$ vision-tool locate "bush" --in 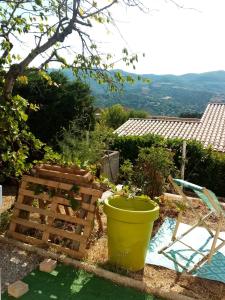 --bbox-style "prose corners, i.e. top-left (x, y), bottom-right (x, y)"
top-left (119, 159), bottom-right (134, 184)
top-left (0, 210), bottom-right (12, 233)
top-left (101, 104), bottom-right (148, 129)
top-left (112, 134), bottom-right (225, 197)
top-left (58, 121), bottom-right (115, 168)
top-left (14, 70), bottom-right (95, 146)
top-left (132, 147), bottom-right (176, 198)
